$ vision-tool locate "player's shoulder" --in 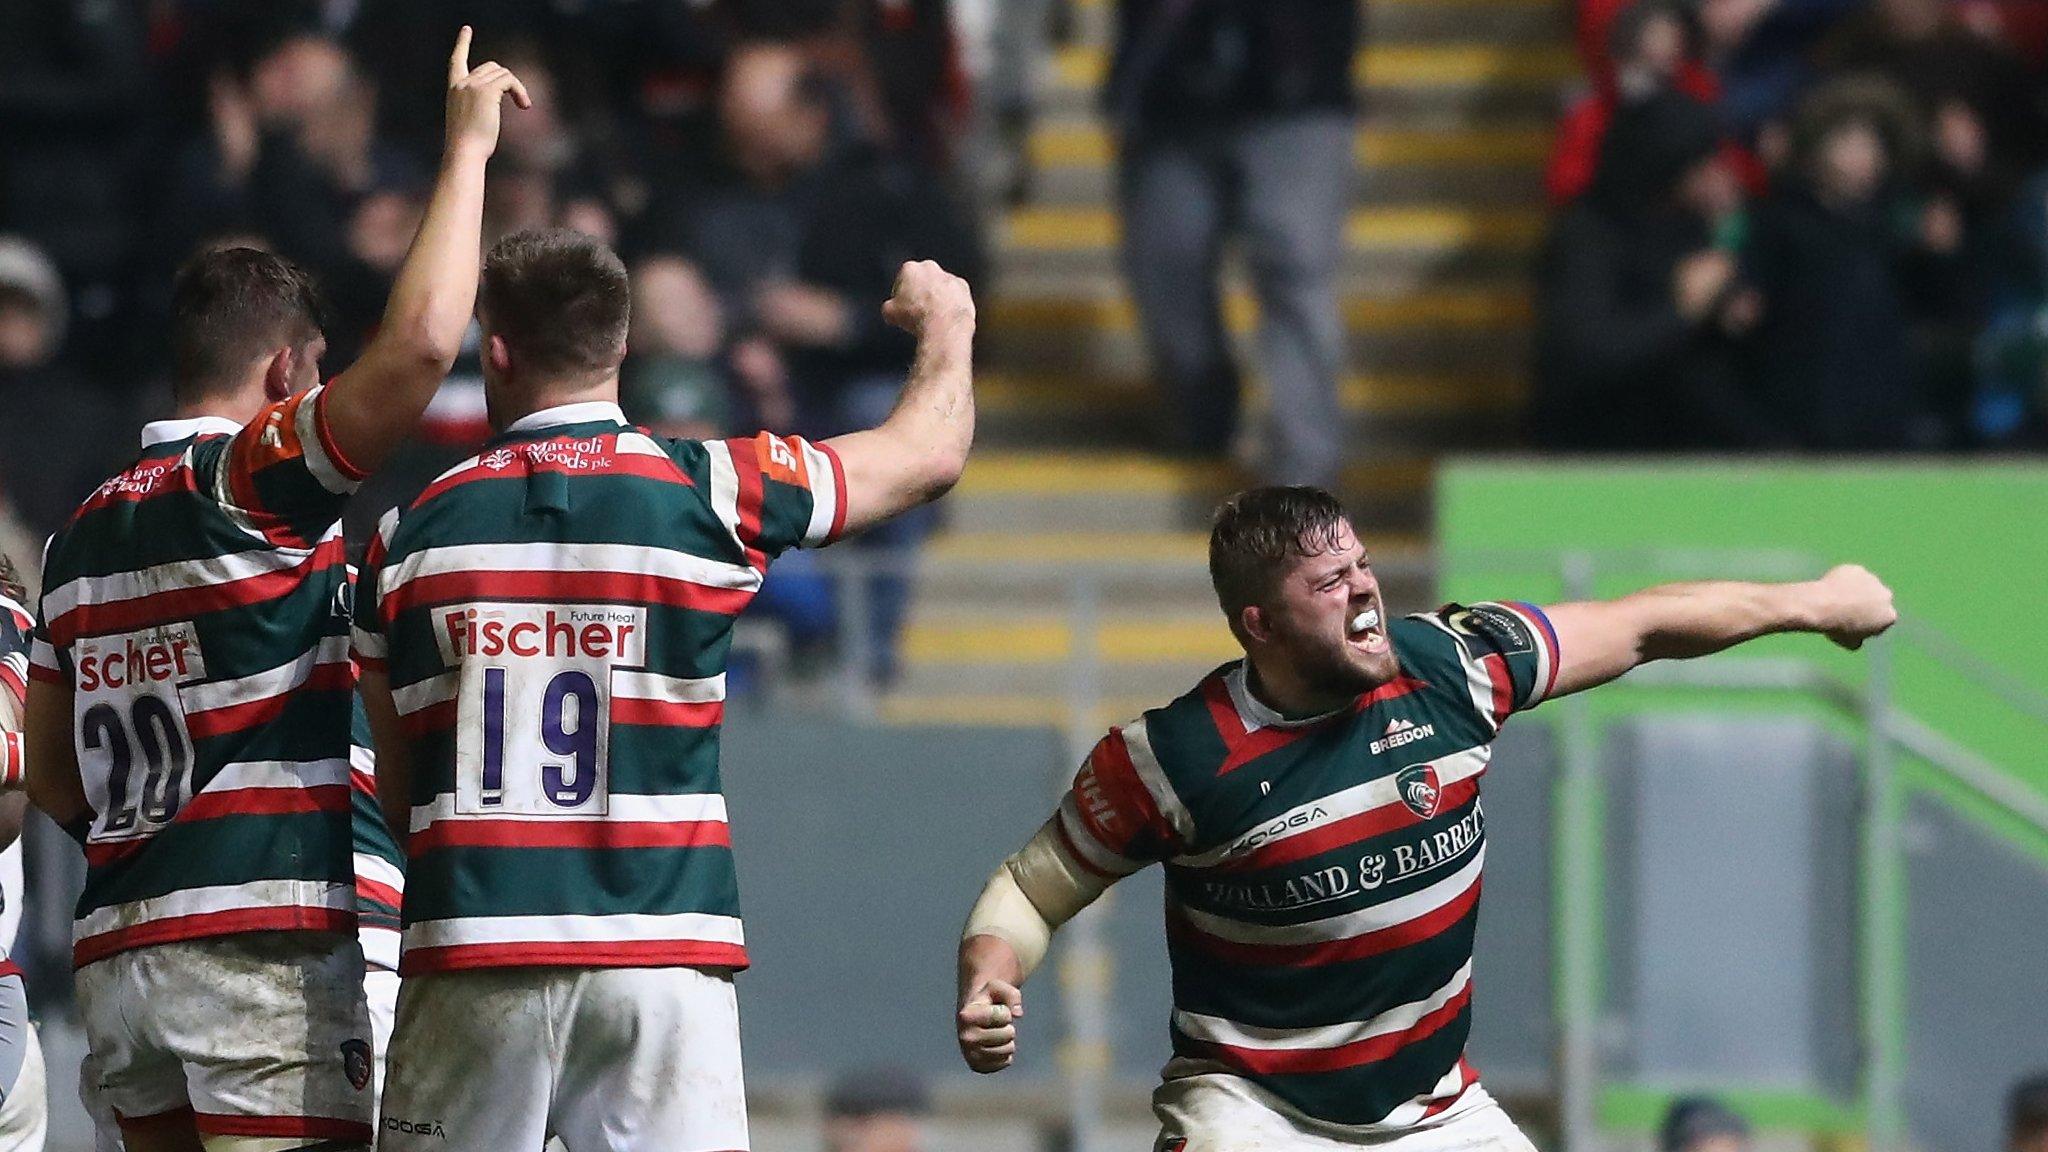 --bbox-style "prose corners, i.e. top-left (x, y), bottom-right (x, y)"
top-left (1099, 663), bottom-right (1241, 786)
top-left (1393, 601), bottom-right (1544, 667)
